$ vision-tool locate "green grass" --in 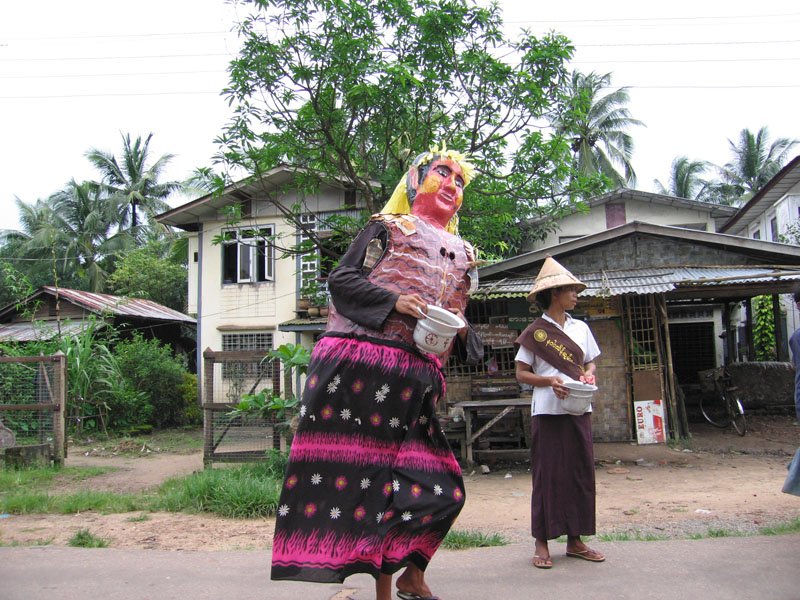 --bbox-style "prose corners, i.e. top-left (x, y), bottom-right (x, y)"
top-left (0, 465), bottom-right (112, 493)
top-left (758, 518), bottom-right (800, 536)
top-left (442, 529), bottom-right (507, 550)
top-left (0, 537), bottom-right (55, 547)
top-left (68, 529), bottom-right (108, 548)
top-left (0, 451), bottom-right (287, 518)
top-left (153, 463), bottom-right (282, 518)
top-left (1, 489), bottom-right (145, 515)
top-left (126, 513), bottom-right (151, 522)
